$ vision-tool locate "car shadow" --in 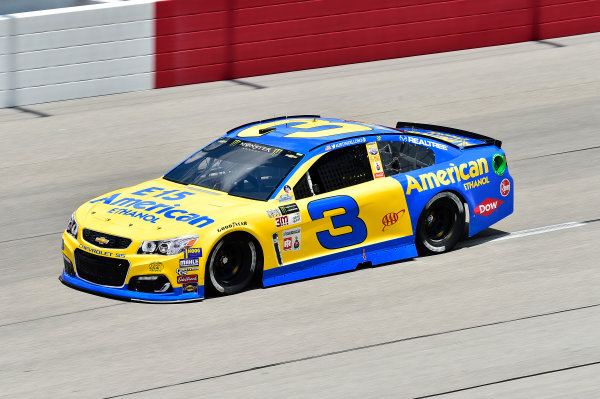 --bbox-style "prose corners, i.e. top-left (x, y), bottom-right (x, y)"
top-left (456, 227), bottom-right (510, 249)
